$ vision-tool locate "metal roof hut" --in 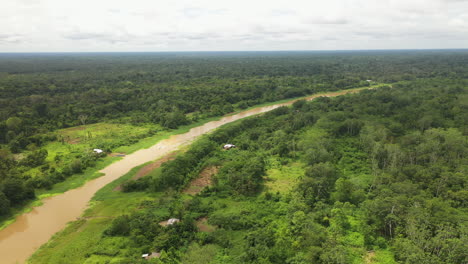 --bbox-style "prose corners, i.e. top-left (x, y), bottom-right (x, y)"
top-left (167, 218), bottom-right (180, 225)
top-left (223, 144), bottom-right (236, 150)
